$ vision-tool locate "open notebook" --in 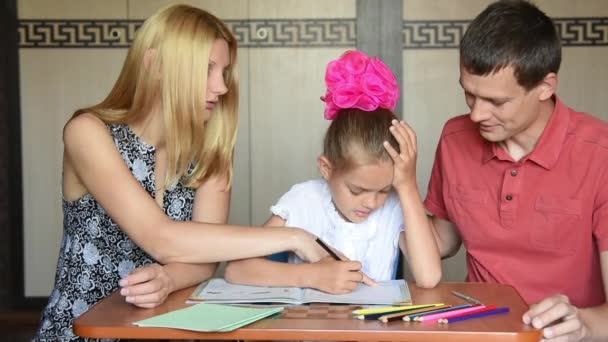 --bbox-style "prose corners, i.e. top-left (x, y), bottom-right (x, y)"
top-left (133, 303), bottom-right (284, 332)
top-left (188, 278), bottom-right (410, 305)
